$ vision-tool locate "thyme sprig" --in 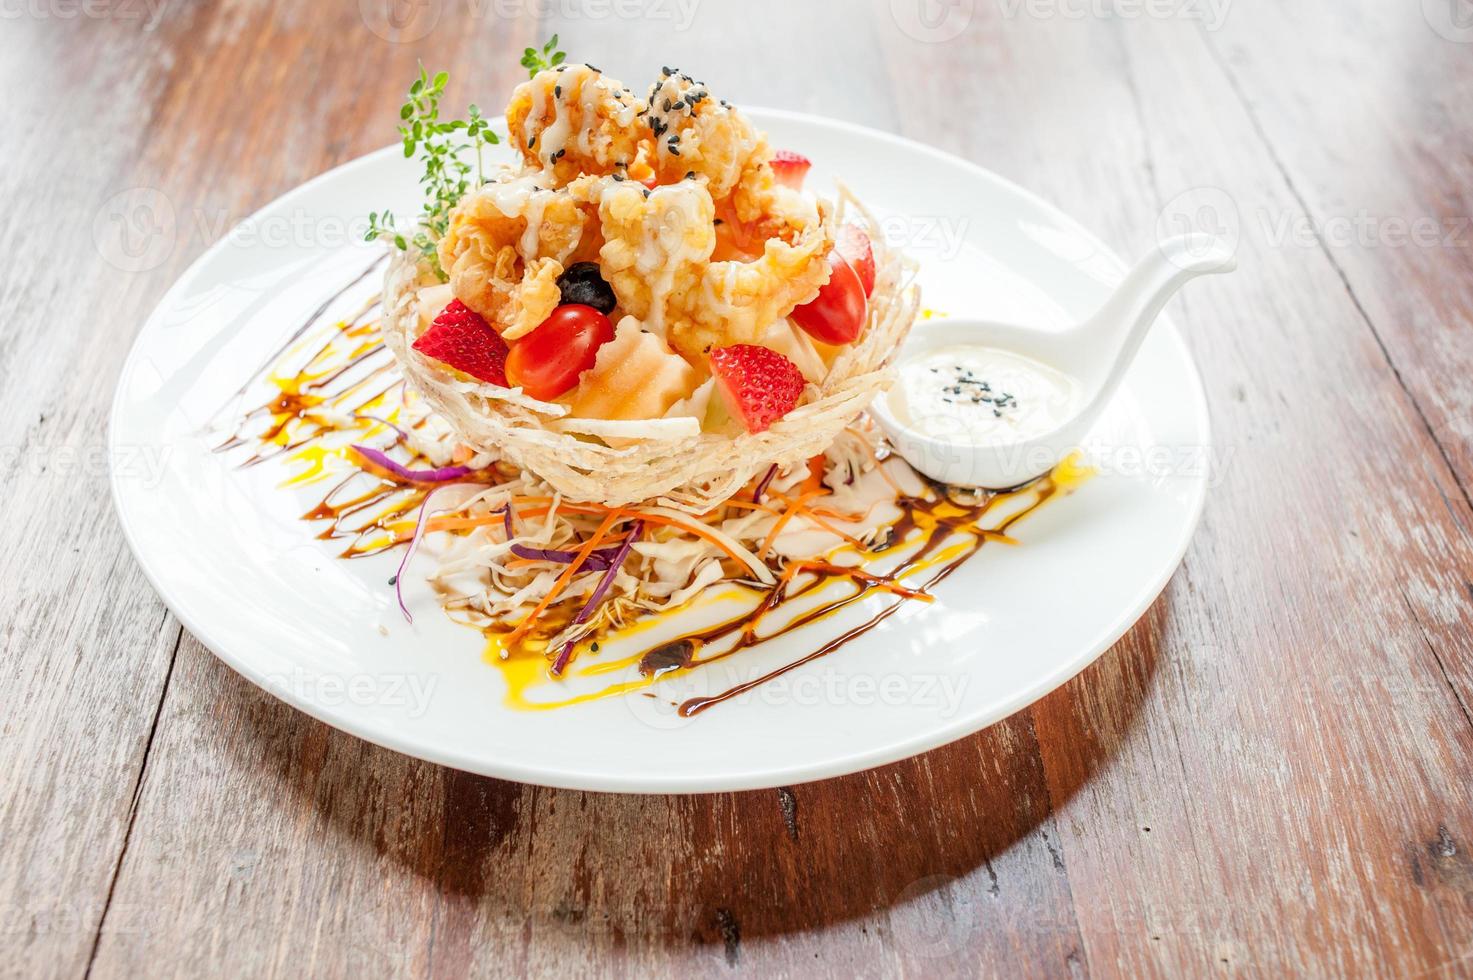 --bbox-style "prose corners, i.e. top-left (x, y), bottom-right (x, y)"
top-left (520, 34), bottom-right (567, 76)
top-left (366, 65), bottom-right (502, 280)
